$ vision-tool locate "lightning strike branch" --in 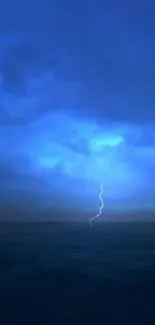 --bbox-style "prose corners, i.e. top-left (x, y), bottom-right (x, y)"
top-left (89, 183), bottom-right (104, 227)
